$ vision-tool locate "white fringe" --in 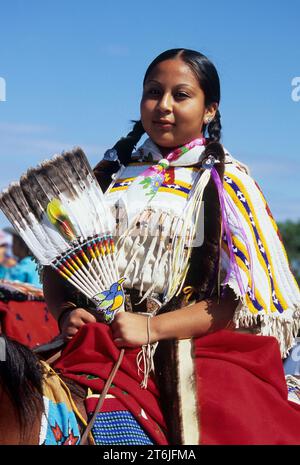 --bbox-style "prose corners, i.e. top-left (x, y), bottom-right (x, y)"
top-left (228, 279), bottom-right (300, 358)
top-left (39, 396), bottom-right (49, 445)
